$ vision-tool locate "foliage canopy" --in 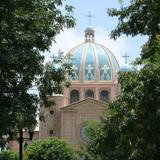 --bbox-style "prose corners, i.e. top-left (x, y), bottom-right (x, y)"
top-left (0, 0), bottom-right (75, 149)
top-left (86, 0), bottom-right (160, 160)
top-left (27, 138), bottom-right (77, 160)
